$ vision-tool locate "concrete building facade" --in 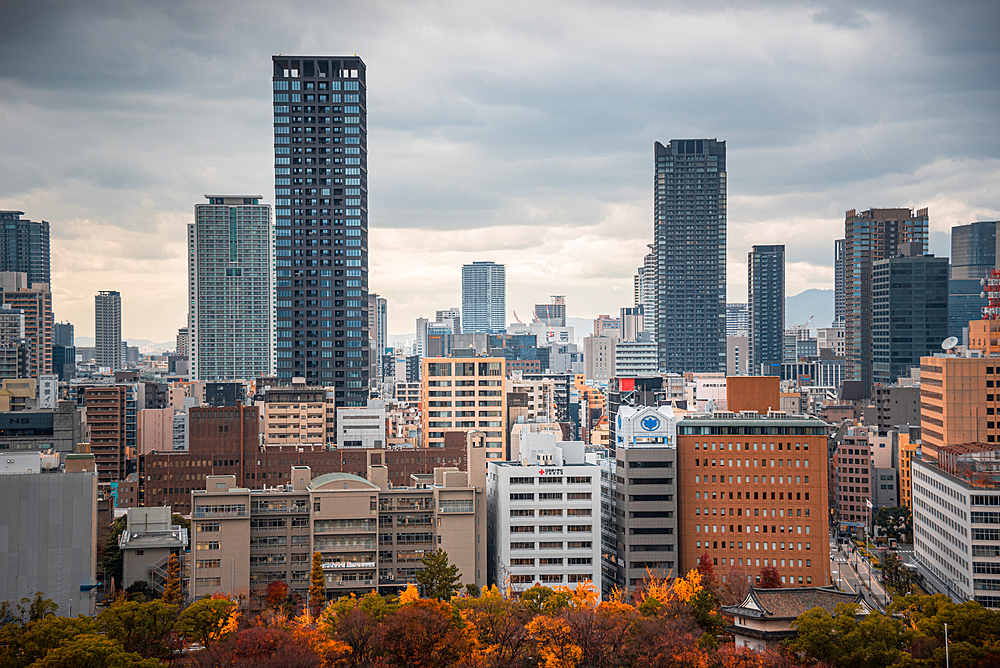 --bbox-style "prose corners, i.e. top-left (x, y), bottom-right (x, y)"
top-left (422, 357), bottom-right (507, 458)
top-left (95, 290), bottom-right (122, 371)
top-left (462, 262), bottom-right (506, 335)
